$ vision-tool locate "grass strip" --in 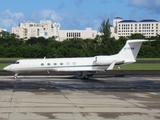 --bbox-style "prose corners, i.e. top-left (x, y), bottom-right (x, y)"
top-left (0, 58), bottom-right (22, 60)
top-left (114, 63), bottom-right (160, 70)
top-left (0, 63), bottom-right (10, 70)
top-left (0, 63), bottom-right (160, 70)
